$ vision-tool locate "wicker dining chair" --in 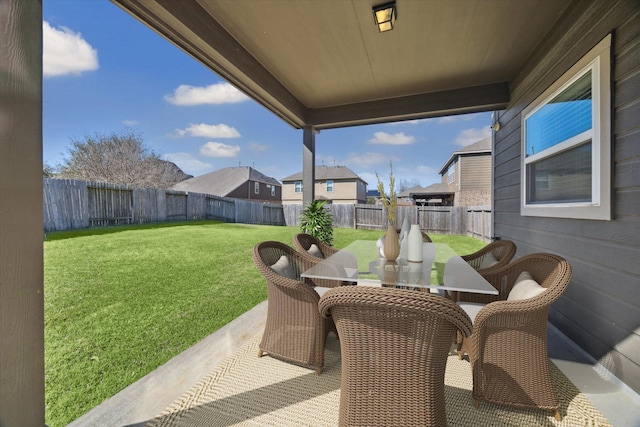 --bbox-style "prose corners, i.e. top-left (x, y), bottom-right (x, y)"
top-left (293, 233), bottom-right (339, 260)
top-left (456, 253), bottom-right (572, 420)
top-left (293, 233), bottom-right (355, 288)
top-left (319, 286), bottom-right (473, 426)
top-left (252, 241), bottom-right (335, 374)
top-left (461, 239), bottom-right (516, 275)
